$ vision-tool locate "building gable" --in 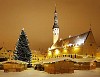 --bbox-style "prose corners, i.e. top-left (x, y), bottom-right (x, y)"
top-left (83, 31), bottom-right (97, 56)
